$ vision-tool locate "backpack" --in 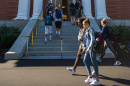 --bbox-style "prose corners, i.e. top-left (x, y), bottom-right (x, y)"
top-left (88, 28), bottom-right (104, 54)
top-left (45, 15), bottom-right (52, 25)
top-left (108, 28), bottom-right (117, 41)
top-left (71, 7), bottom-right (76, 14)
top-left (93, 32), bottom-right (104, 54)
top-left (55, 10), bottom-right (62, 19)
